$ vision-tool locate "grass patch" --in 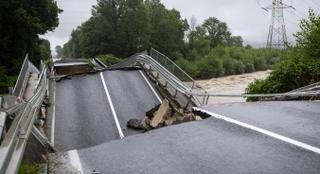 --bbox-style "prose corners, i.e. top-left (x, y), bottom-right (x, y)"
top-left (18, 163), bottom-right (40, 174)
